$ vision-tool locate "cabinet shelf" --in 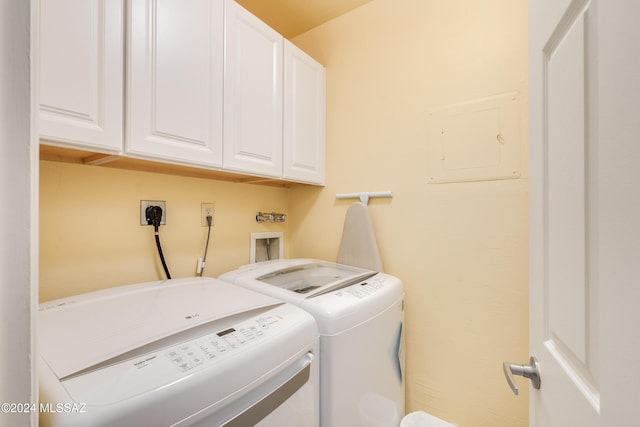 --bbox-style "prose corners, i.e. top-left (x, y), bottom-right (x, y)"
top-left (39, 145), bottom-right (299, 188)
